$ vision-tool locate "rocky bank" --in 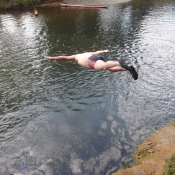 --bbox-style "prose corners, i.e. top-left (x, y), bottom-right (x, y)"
top-left (113, 122), bottom-right (175, 175)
